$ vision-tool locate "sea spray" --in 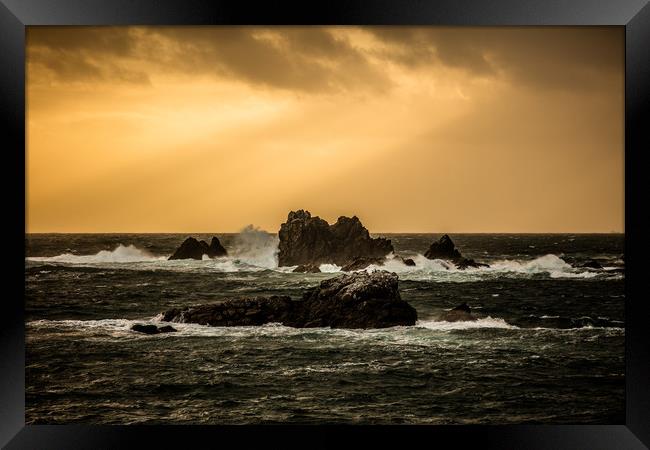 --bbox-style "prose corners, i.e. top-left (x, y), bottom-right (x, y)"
top-left (229, 225), bottom-right (279, 269)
